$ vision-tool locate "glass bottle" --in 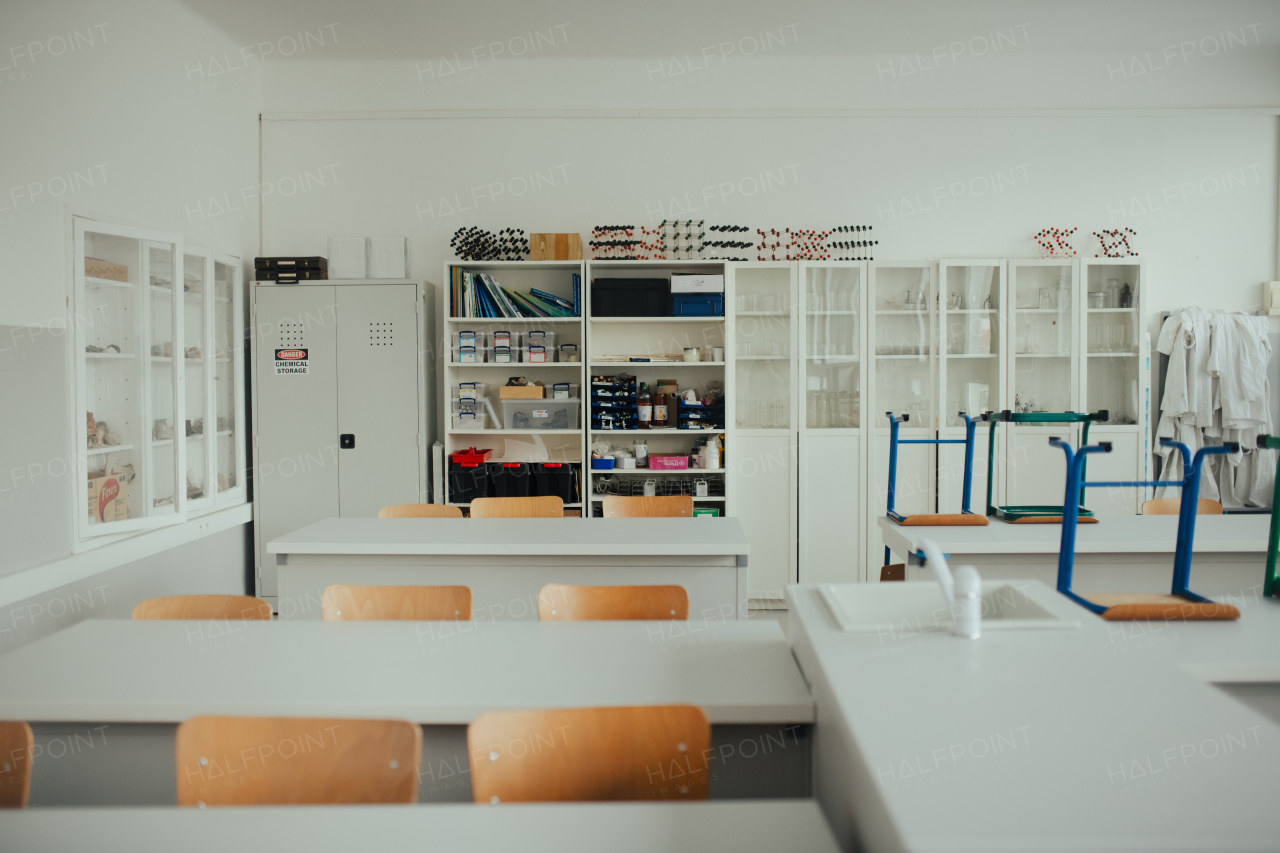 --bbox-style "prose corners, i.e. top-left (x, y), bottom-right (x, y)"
top-left (1119, 283), bottom-right (1132, 308)
top-left (634, 437), bottom-right (648, 468)
top-left (653, 388), bottom-right (669, 429)
top-left (637, 383), bottom-right (652, 430)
